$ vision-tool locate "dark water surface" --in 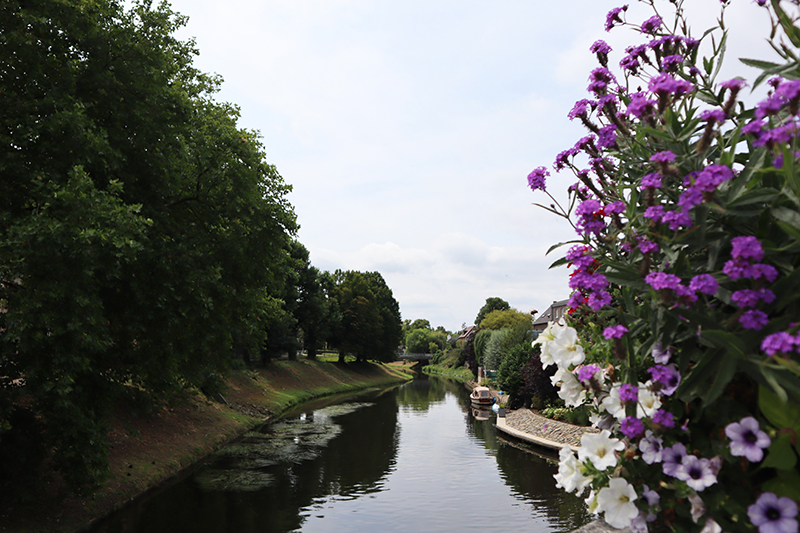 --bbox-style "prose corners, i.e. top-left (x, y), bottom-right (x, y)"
top-left (89, 376), bottom-right (590, 533)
